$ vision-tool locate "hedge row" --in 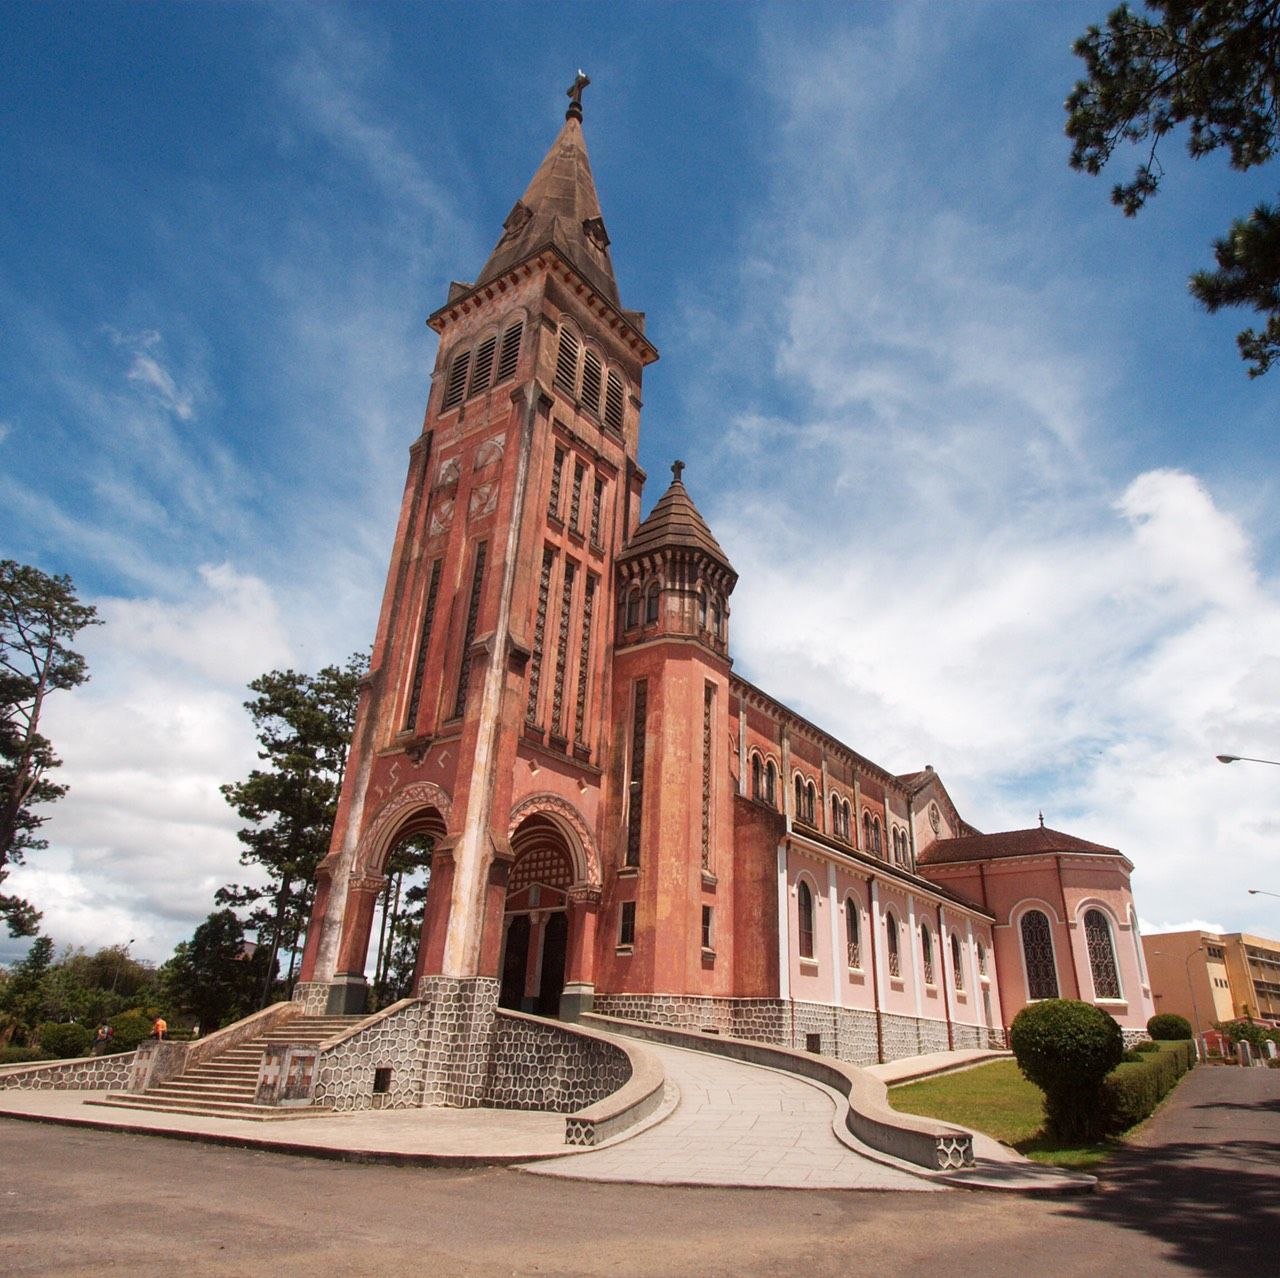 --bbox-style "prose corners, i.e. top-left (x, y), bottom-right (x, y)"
top-left (1102, 1039), bottom-right (1196, 1133)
